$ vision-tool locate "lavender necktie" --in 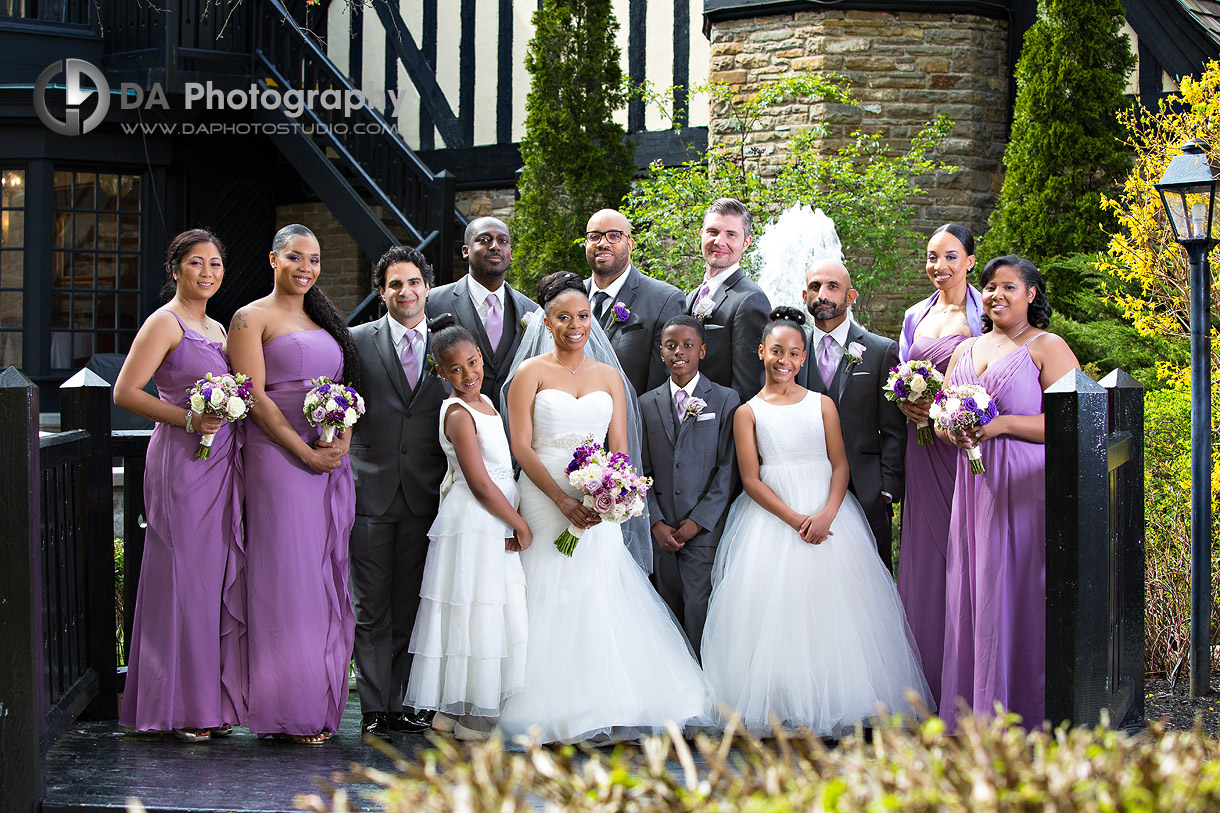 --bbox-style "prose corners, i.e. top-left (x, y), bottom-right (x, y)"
top-left (402, 331), bottom-right (420, 388)
top-left (818, 334), bottom-right (837, 391)
top-left (695, 283), bottom-right (711, 311)
top-left (674, 388), bottom-right (688, 421)
top-left (485, 294), bottom-right (503, 352)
